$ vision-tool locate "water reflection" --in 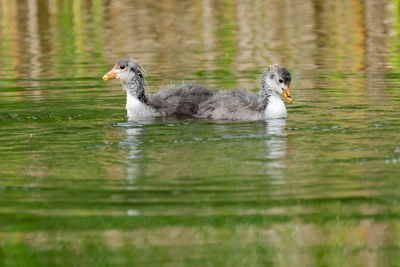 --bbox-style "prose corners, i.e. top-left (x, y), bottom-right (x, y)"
top-left (0, 0), bottom-right (397, 90)
top-left (2, 0), bottom-right (400, 266)
top-left (264, 119), bottom-right (287, 181)
top-left (27, 0), bottom-right (41, 85)
top-left (121, 126), bottom-right (143, 184)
